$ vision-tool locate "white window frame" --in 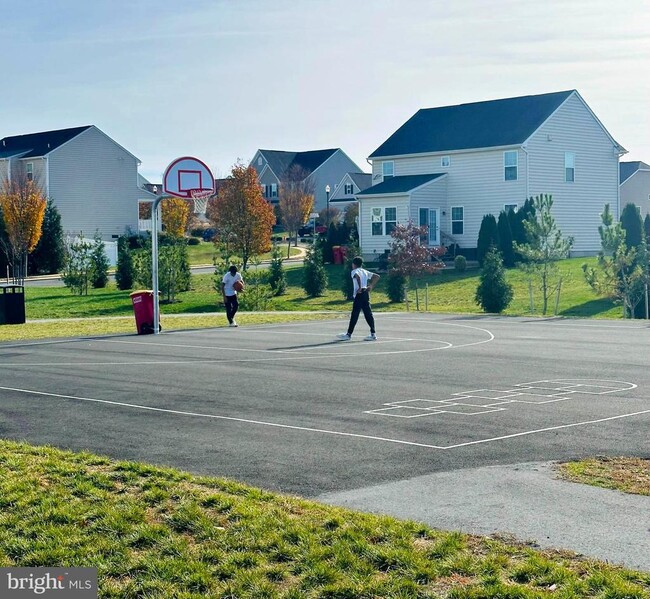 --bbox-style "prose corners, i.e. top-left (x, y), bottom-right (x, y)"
top-left (441, 155), bottom-right (450, 168)
top-left (451, 206), bottom-right (464, 235)
top-left (385, 206), bottom-right (397, 235)
top-left (371, 207), bottom-right (384, 236)
top-left (26, 162), bottom-right (33, 182)
top-left (382, 161), bottom-right (394, 180)
top-left (504, 151), bottom-right (518, 181)
top-left (565, 152), bottom-right (575, 183)
top-left (271, 183), bottom-right (277, 198)
top-left (504, 203), bottom-right (518, 213)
